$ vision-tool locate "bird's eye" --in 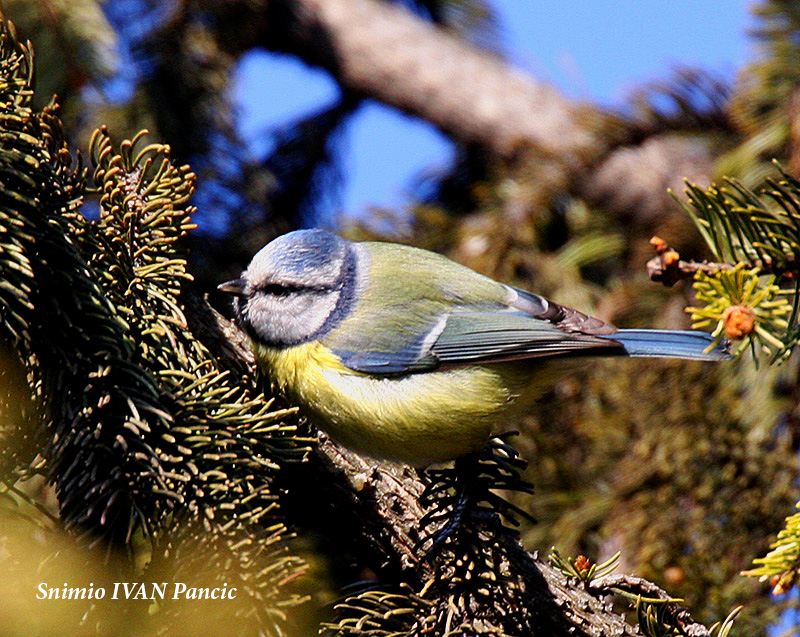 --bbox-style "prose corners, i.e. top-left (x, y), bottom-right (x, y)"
top-left (260, 283), bottom-right (298, 297)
